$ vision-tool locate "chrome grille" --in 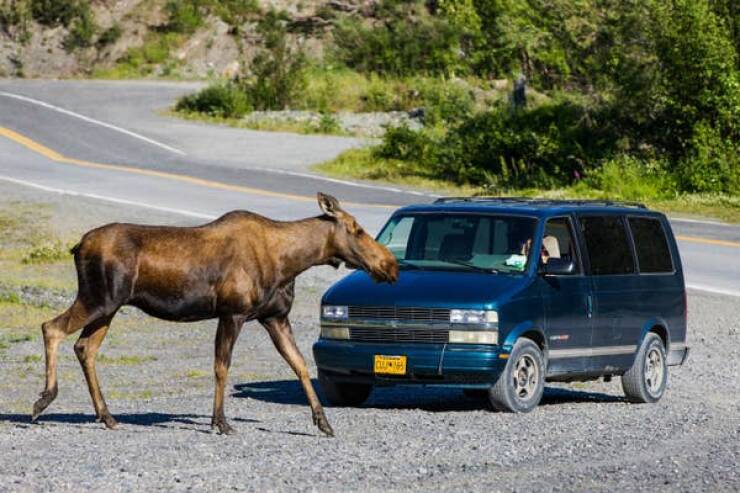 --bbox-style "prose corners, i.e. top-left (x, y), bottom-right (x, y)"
top-left (348, 306), bottom-right (450, 322)
top-left (350, 327), bottom-right (449, 344)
